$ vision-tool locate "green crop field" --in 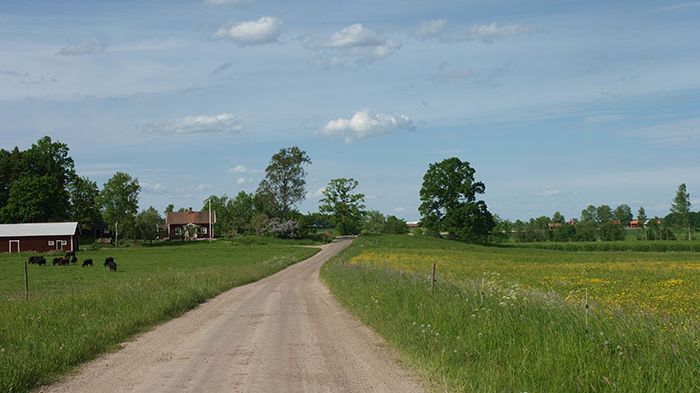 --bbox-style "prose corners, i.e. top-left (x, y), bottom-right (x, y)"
top-left (0, 240), bottom-right (319, 393)
top-left (321, 235), bottom-right (700, 392)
